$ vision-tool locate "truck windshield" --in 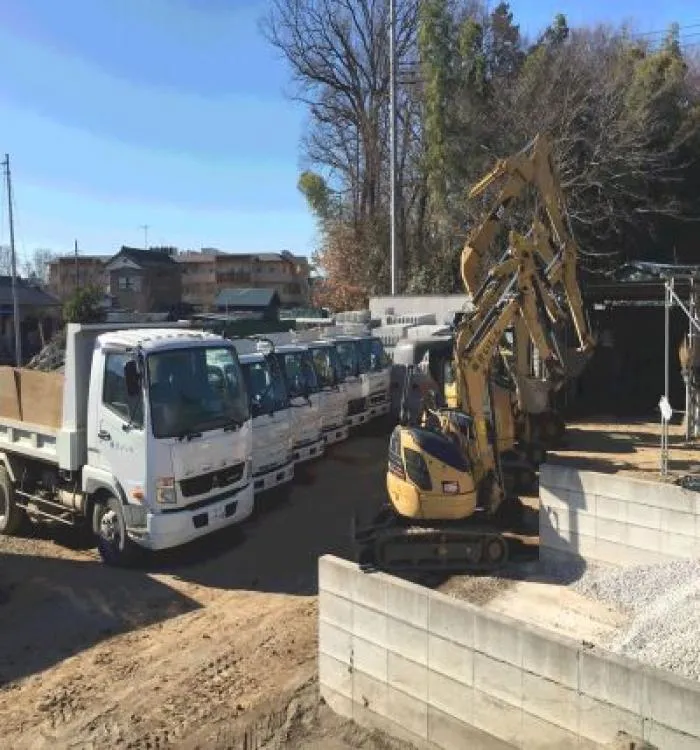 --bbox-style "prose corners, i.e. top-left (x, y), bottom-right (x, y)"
top-left (241, 356), bottom-right (289, 417)
top-left (147, 346), bottom-right (250, 439)
top-left (358, 338), bottom-right (389, 373)
top-left (276, 351), bottom-right (319, 398)
top-left (335, 341), bottom-right (358, 378)
top-left (310, 346), bottom-right (342, 388)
